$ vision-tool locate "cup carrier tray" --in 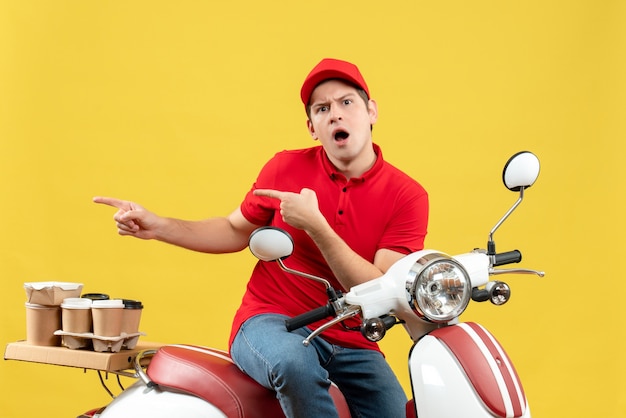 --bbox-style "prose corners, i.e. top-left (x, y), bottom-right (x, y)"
top-left (53, 330), bottom-right (146, 352)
